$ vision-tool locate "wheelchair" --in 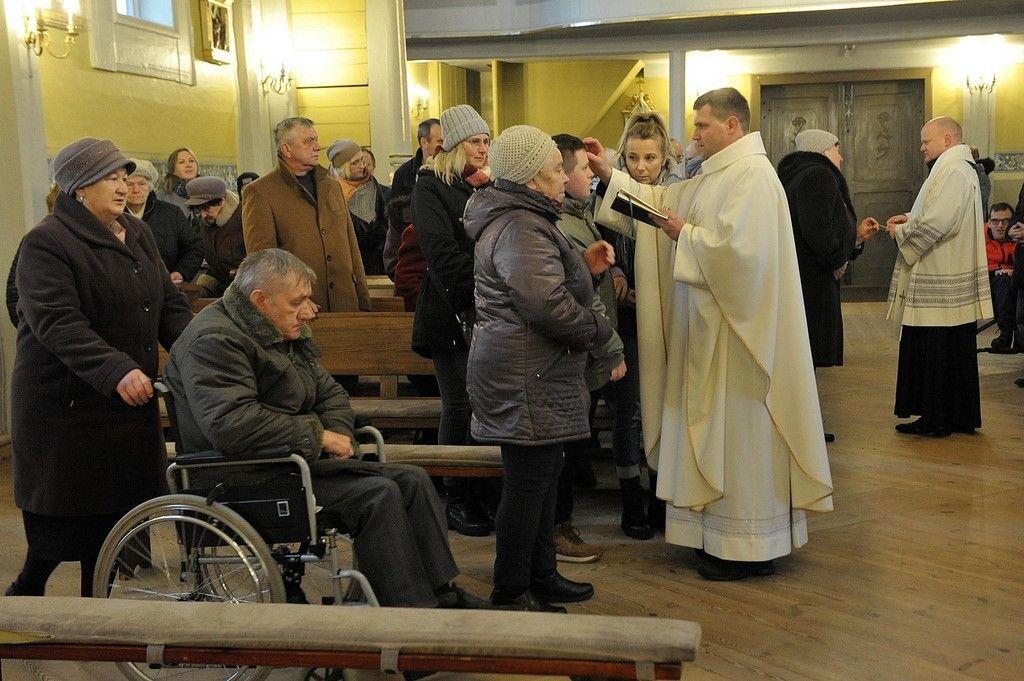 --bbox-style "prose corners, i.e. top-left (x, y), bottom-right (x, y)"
top-left (92, 381), bottom-right (385, 681)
